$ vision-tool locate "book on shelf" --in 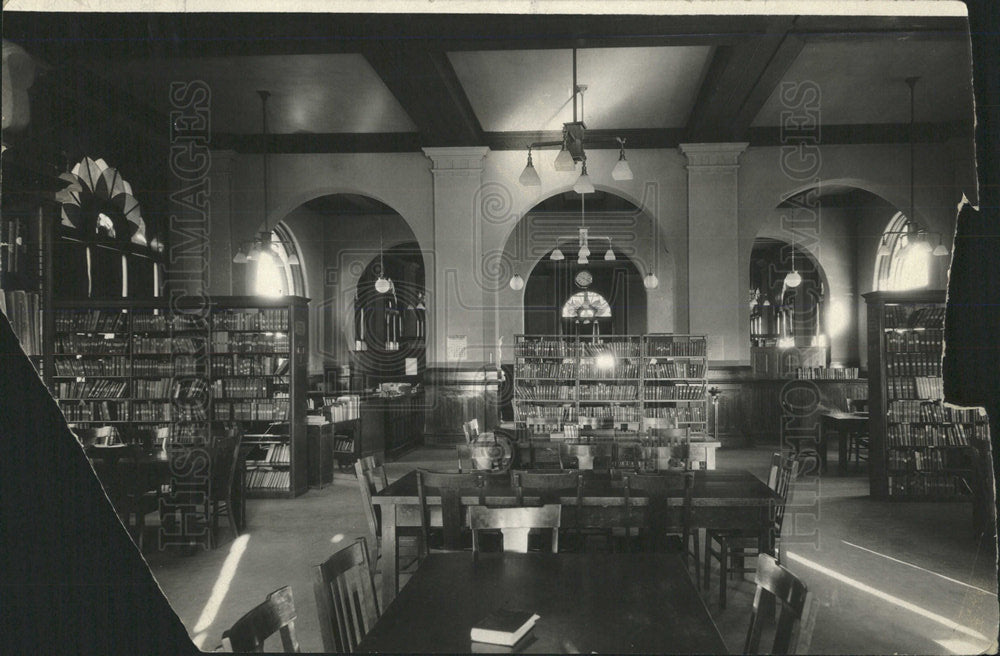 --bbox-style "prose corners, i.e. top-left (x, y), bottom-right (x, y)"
top-left (214, 308), bottom-right (288, 332)
top-left (54, 308), bottom-right (127, 333)
top-left (644, 361), bottom-right (705, 378)
top-left (514, 383), bottom-right (574, 401)
top-left (470, 609), bottom-right (539, 647)
top-left (643, 383), bottom-right (705, 400)
top-left (645, 336), bottom-right (707, 357)
top-left (883, 305), bottom-right (946, 329)
top-left (578, 383), bottom-right (638, 401)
